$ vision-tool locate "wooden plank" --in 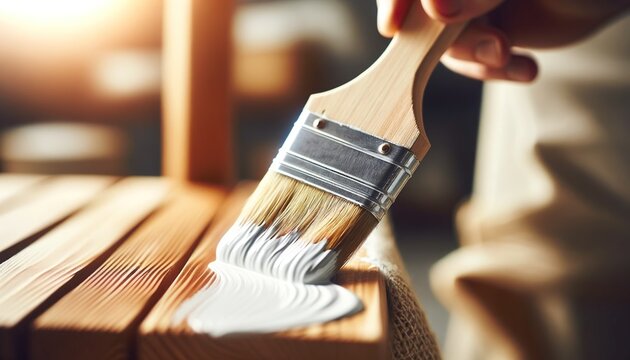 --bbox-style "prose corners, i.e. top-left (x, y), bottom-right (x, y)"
top-left (162, 0), bottom-right (234, 184)
top-left (0, 177), bottom-right (169, 360)
top-left (31, 184), bottom-right (226, 360)
top-left (0, 176), bottom-right (115, 262)
top-left (0, 174), bottom-right (46, 209)
top-left (139, 184), bottom-right (389, 360)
